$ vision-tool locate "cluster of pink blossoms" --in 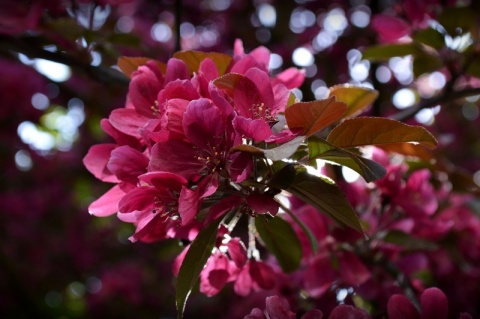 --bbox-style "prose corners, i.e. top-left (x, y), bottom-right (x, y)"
top-left (84, 40), bottom-right (305, 294)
